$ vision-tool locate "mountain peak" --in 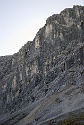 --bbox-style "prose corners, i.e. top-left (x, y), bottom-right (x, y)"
top-left (0, 5), bottom-right (84, 125)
